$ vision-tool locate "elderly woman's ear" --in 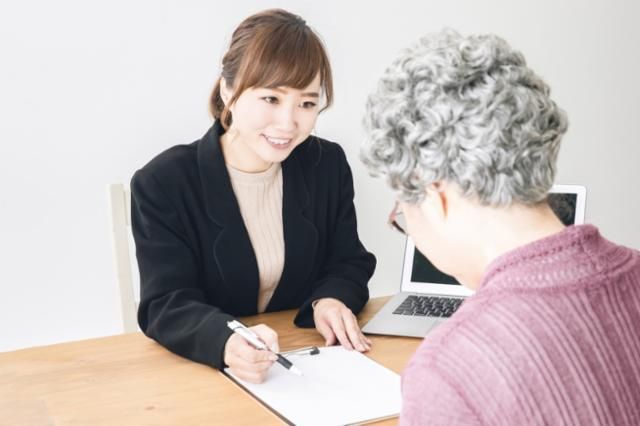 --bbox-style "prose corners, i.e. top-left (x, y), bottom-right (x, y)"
top-left (422, 182), bottom-right (449, 220)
